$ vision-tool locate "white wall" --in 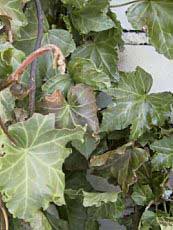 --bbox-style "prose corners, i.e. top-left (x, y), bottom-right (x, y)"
top-left (111, 0), bottom-right (173, 93)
